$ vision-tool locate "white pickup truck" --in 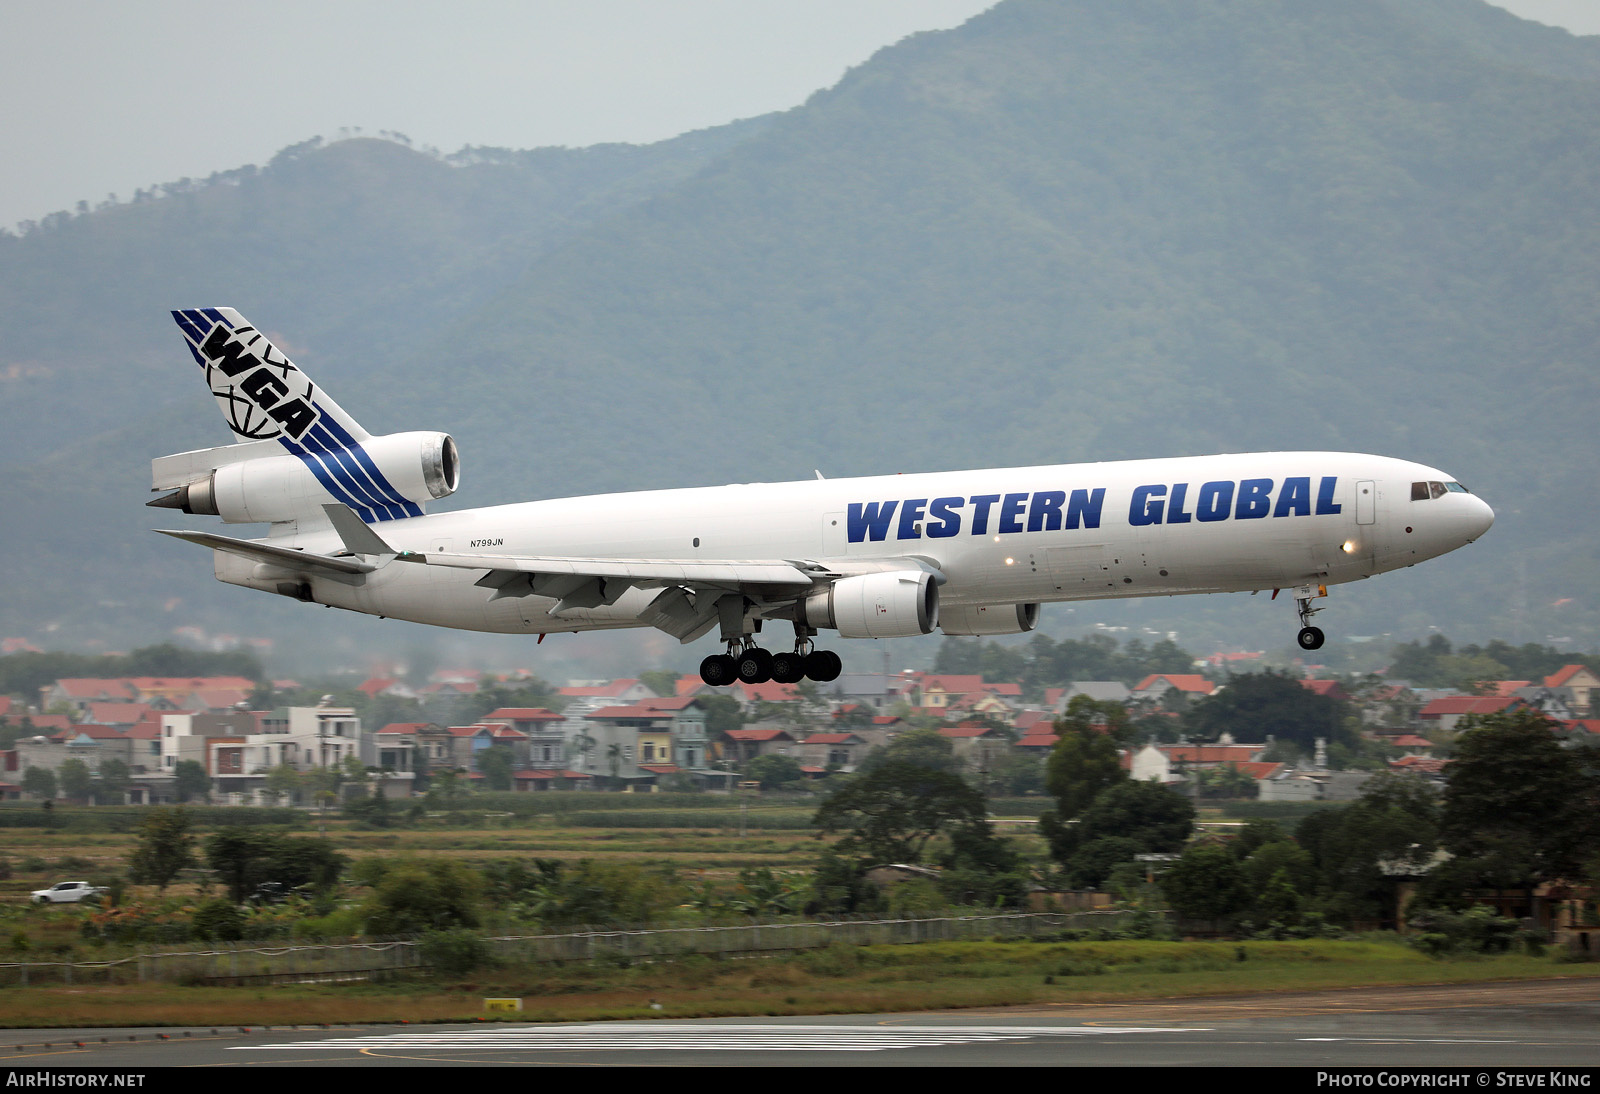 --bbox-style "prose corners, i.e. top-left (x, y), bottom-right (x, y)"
top-left (31, 881), bottom-right (107, 905)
